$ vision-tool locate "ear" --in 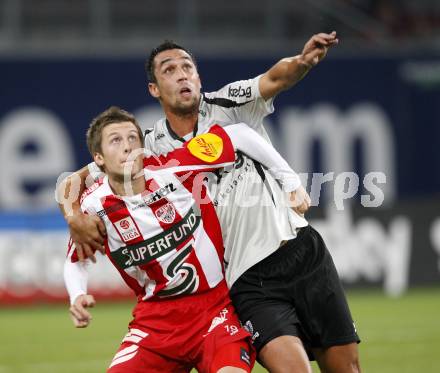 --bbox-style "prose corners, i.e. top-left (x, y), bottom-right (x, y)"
top-left (94, 152), bottom-right (105, 168)
top-left (148, 82), bottom-right (160, 99)
top-left (194, 72), bottom-right (202, 91)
